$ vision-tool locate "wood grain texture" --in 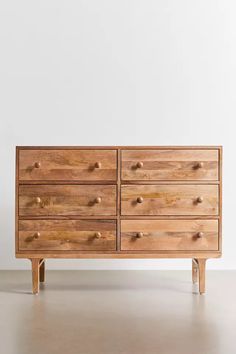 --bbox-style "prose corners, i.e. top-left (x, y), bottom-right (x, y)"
top-left (121, 184), bottom-right (218, 216)
top-left (17, 146), bottom-right (222, 150)
top-left (192, 259), bottom-right (198, 283)
top-left (15, 148), bottom-right (19, 252)
top-left (19, 220), bottom-right (116, 251)
top-left (39, 259), bottom-right (45, 282)
top-left (121, 219), bottom-right (218, 251)
top-left (16, 146), bottom-right (222, 268)
top-left (31, 258), bottom-right (40, 294)
top-left (117, 149), bottom-right (121, 251)
top-left (219, 147), bottom-right (223, 253)
top-left (16, 251), bottom-right (221, 258)
top-left (19, 185), bottom-right (117, 216)
top-left (19, 149), bottom-right (117, 181)
top-left (197, 258), bottom-right (207, 294)
top-left (121, 149), bottom-right (219, 181)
